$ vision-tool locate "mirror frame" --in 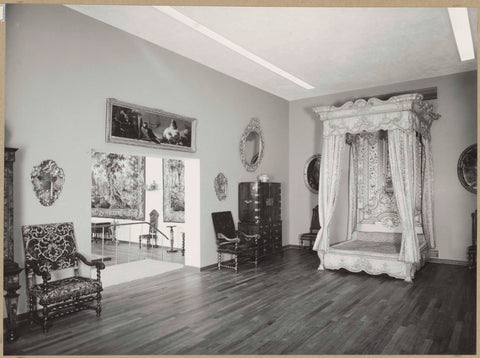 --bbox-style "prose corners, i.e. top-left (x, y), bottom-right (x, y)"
top-left (304, 154), bottom-right (322, 194)
top-left (240, 118), bottom-right (265, 172)
top-left (457, 143), bottom-right (477, 194)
